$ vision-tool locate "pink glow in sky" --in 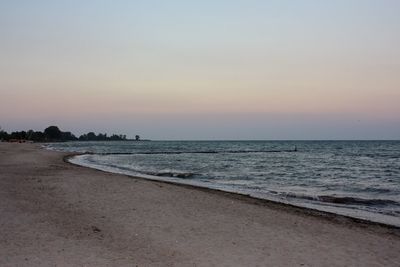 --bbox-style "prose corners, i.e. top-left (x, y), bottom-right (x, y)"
top-left (1, 1), bottom-right (399, 139)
